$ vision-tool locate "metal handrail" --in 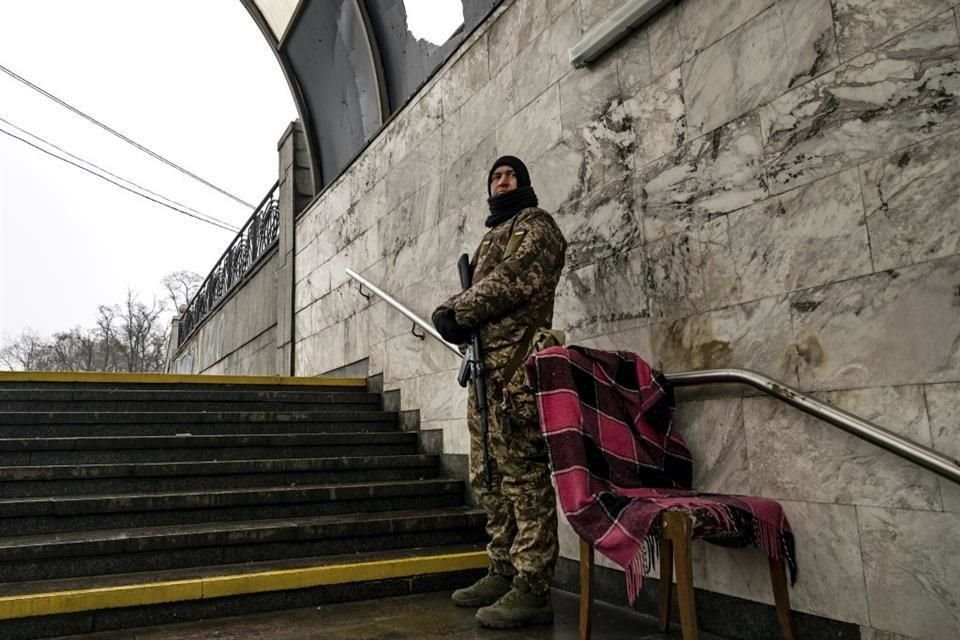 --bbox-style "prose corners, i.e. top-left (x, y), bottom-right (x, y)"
top-left (345, 268), bottom-right (960, 486)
